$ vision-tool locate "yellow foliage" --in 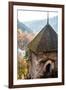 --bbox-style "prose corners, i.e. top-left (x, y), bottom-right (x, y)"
top-left (17, 59), bottom-right (29, 79)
